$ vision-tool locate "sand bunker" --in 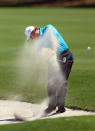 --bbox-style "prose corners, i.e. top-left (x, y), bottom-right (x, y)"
top-left (0, 100), bottom-right (95, 125)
